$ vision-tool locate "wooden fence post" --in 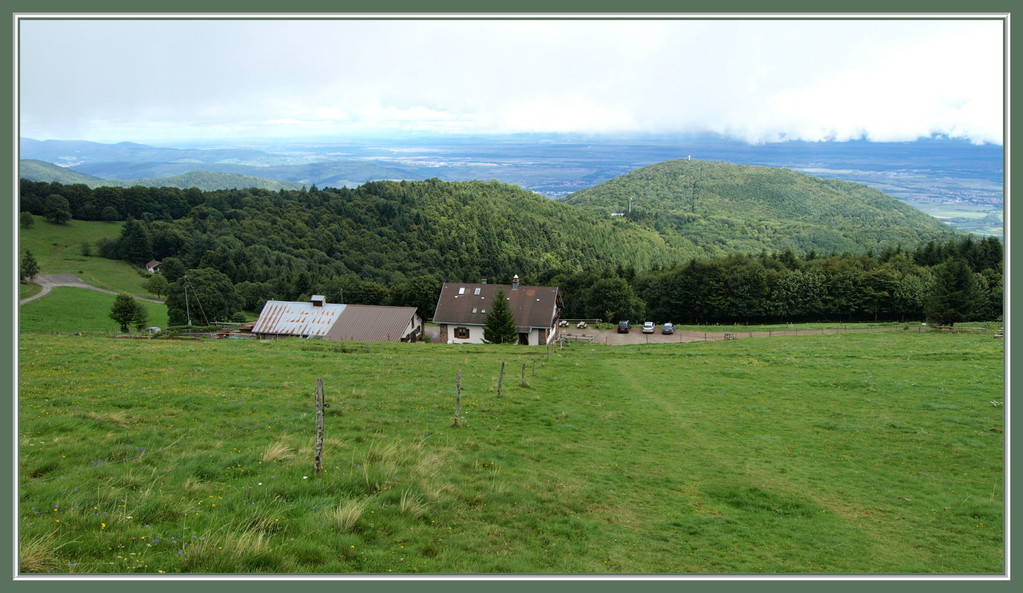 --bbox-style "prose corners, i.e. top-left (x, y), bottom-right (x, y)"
top-left (453, 370), bottom-right (463, 427)
top-left (314, 377), bottom-right (325, 474)
top-left (520, 363), bottom-right (527, 387)
top-left (497, 361), bottom-right (506, 397)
